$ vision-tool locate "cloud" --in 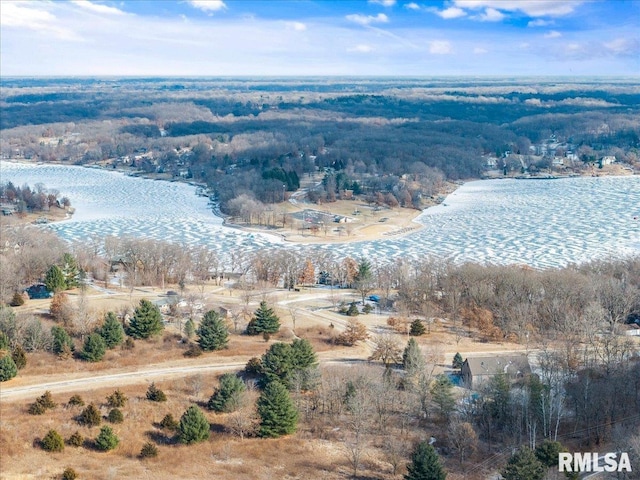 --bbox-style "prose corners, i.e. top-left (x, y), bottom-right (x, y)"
top-left (71, 1), bottom-right (126, 16)
top-left (473, 47), bottom-right (488, 54)
top-left (474, 8), bottom-right (505, 22)
top-left (369, 0), bottom-right (396, 6)
top-left (348, 44), bottom-right (374, 53)
top-left (345, 13), bottom-right (389, 25)
top-left (544, 30), bottom-right (562, 38)
top-left (405, 2), bottom-right (420, 10)
top-left (430, 7), bottom-right (467, 19)
top-left (188, 1), bottom-right (226, 13)
top-left (285, 21), bottom-right (307, 31)
top-left (527, 19), bottom-right (553, 27)
top-left (603, 37), bottom-right (640, 57)
top-left (0, 2), bottom-right (81, 41)
top-left (429, 40), bottom-right (453, 54)
top-left (453, 1), bottom-right (582, 18)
